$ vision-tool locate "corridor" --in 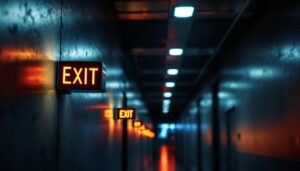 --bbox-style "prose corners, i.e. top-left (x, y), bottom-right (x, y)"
top-left (0, 0), bottom-right (300, 170)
